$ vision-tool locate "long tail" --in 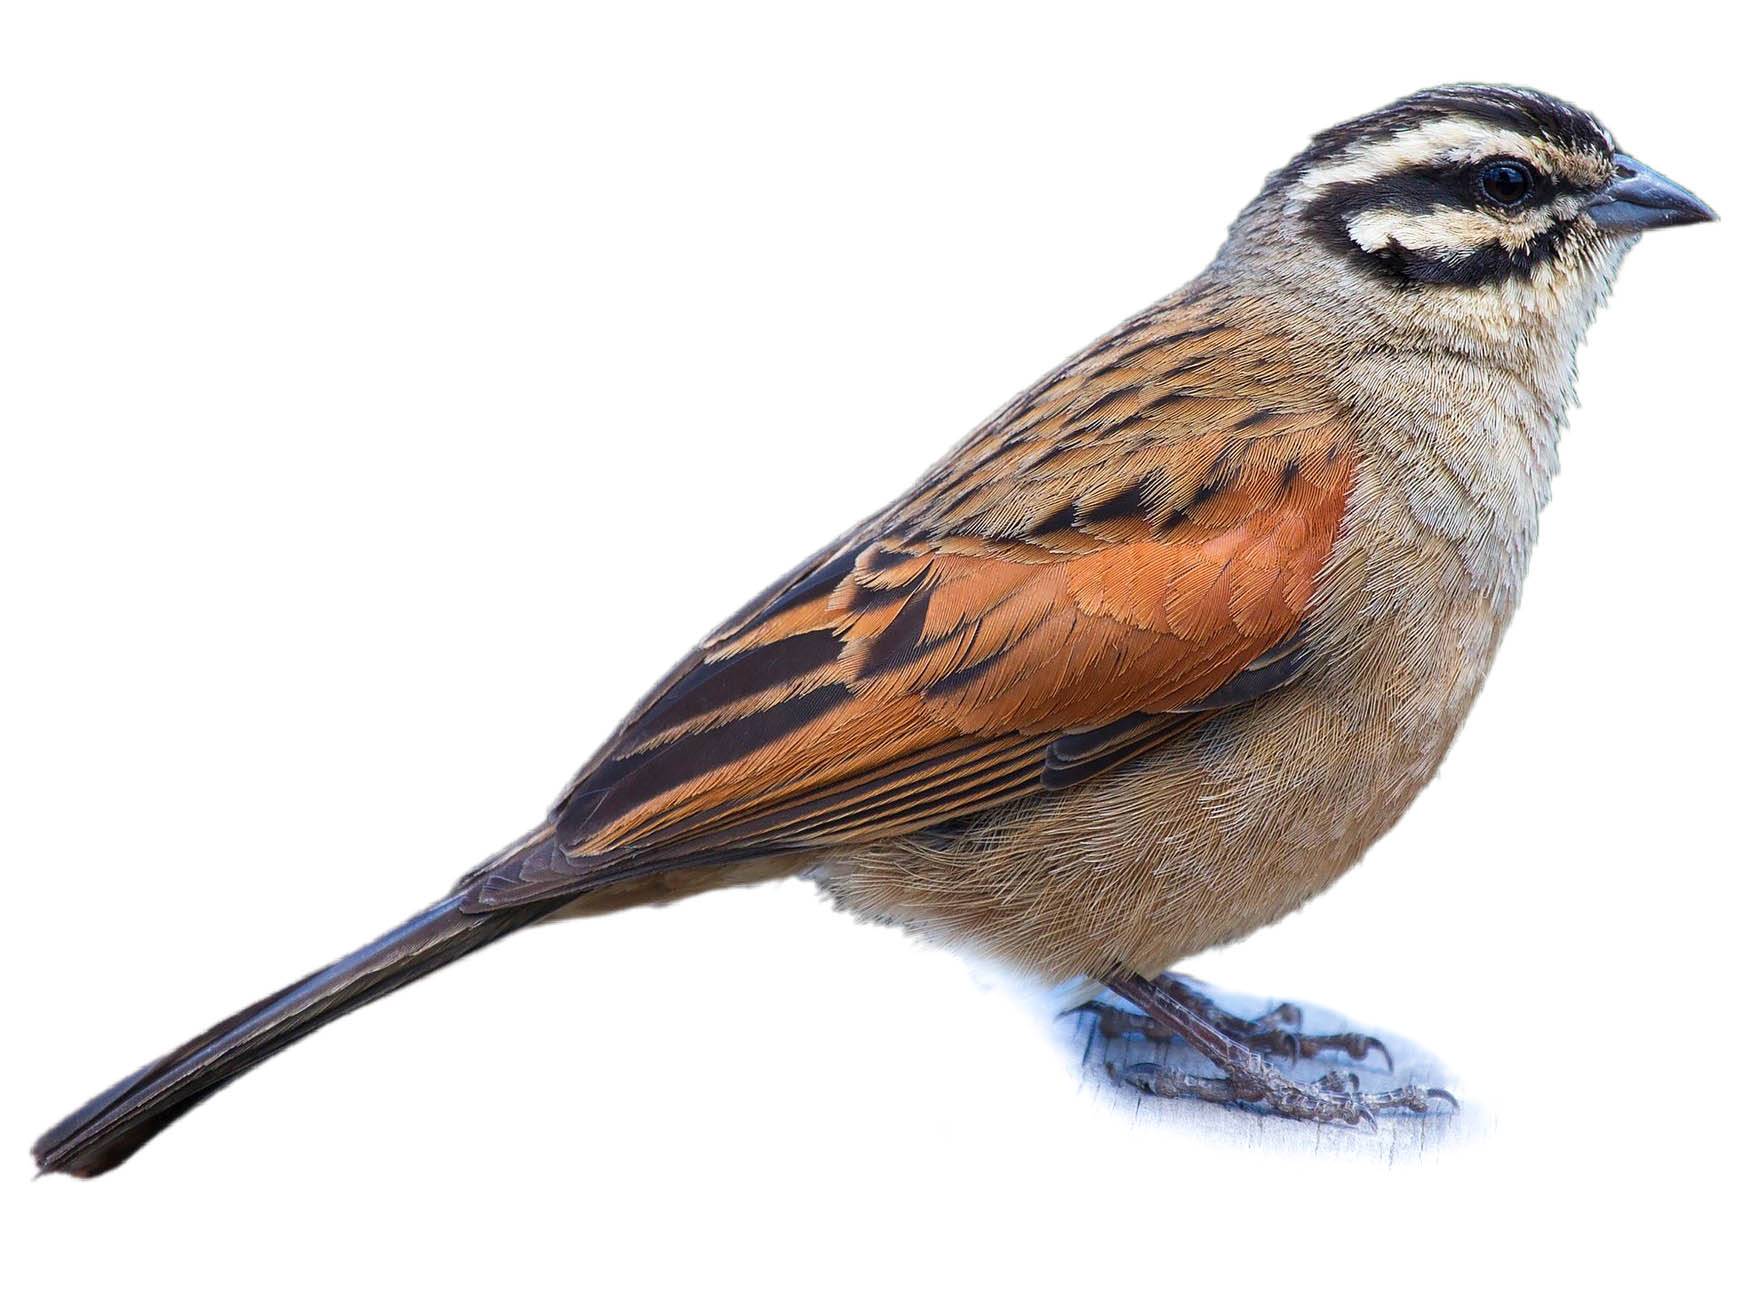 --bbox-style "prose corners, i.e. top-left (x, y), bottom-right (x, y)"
top-left (33, 892), bottom-right (554, 1178)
